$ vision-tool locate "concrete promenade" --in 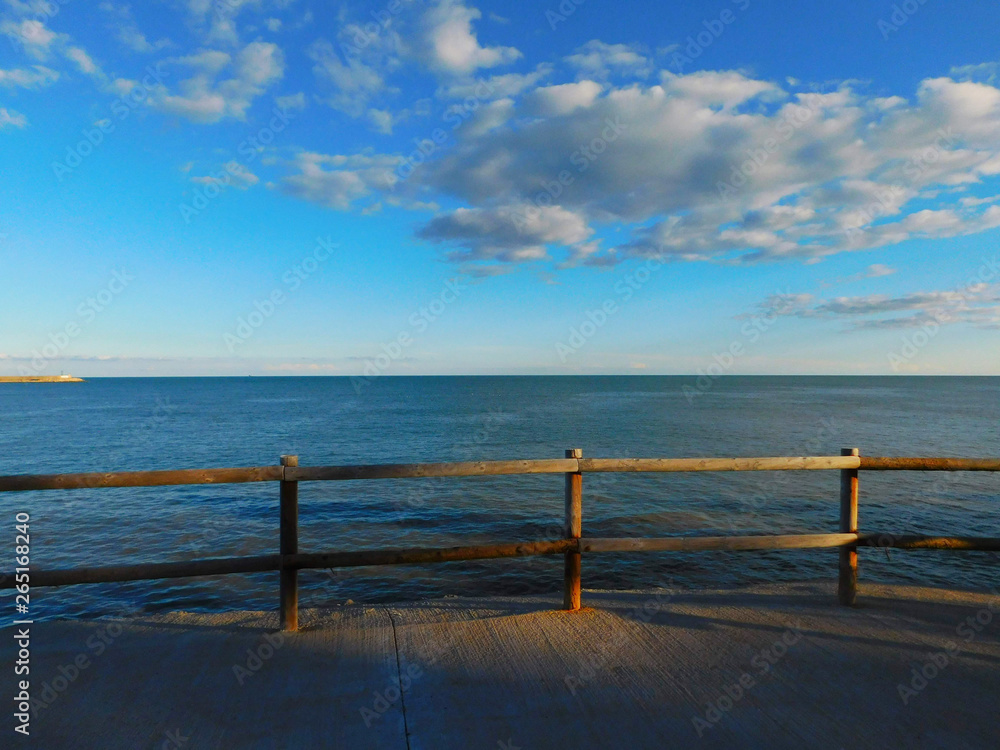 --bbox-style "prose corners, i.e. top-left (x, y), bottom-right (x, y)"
top-left (8, 581), bottom-right (1000, 749)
